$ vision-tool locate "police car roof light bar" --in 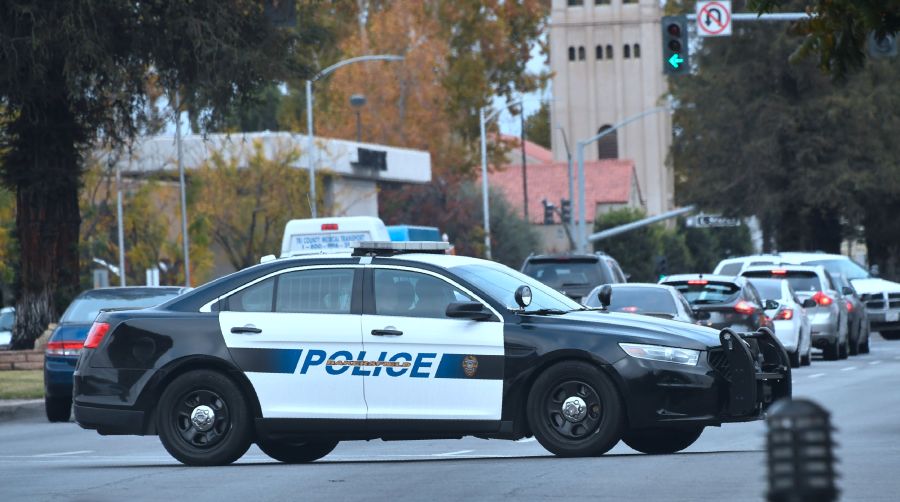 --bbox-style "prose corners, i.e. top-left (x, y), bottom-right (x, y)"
top-left (351, 241), bottom-right (450, 257)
